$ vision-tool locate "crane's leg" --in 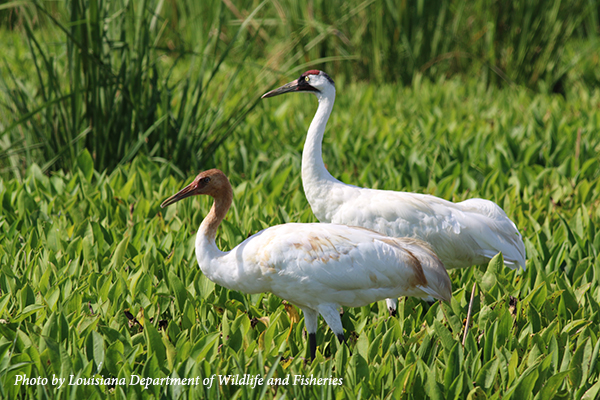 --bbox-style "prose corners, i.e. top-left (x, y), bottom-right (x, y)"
top-left (386, 298), bottom-right (398, 317)
top-left (300, 307), bottom-right (319, 360)
top-left (318, 304), bottom-right (346, 345)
